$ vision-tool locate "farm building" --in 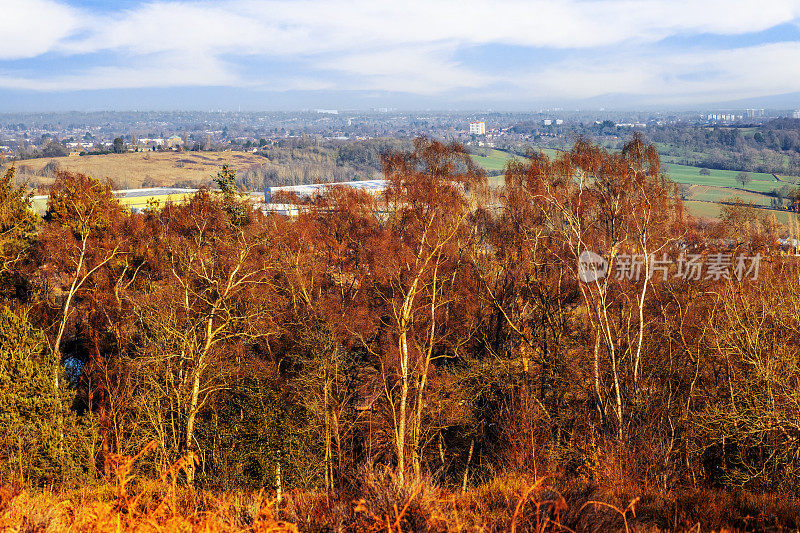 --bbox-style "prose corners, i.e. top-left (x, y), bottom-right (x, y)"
top-left (261, 179), bottom-right (388, 218)
top-left (263, 179), bottom-right (388, 204)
